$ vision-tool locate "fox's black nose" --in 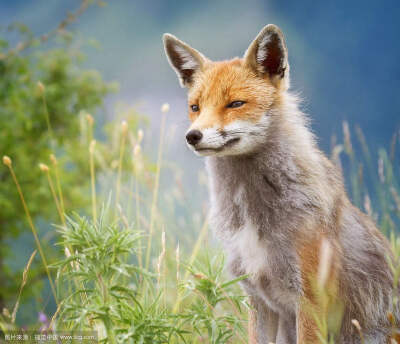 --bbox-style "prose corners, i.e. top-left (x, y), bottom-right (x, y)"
top-left (186, 130), bottom-right (203, 146)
